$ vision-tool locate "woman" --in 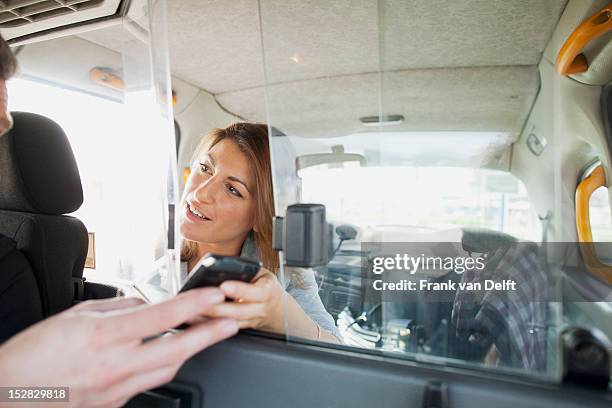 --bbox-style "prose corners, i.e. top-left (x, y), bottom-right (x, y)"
top-left (180, 123), bottom-right (341, 342)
